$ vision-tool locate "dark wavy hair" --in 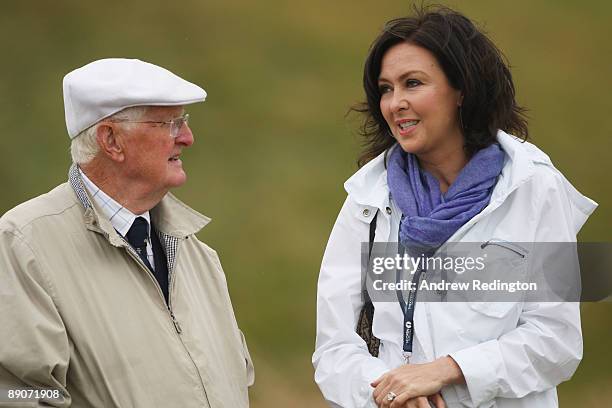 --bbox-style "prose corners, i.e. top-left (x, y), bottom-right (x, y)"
top-left (354, 4), bottom-right (528, 167)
